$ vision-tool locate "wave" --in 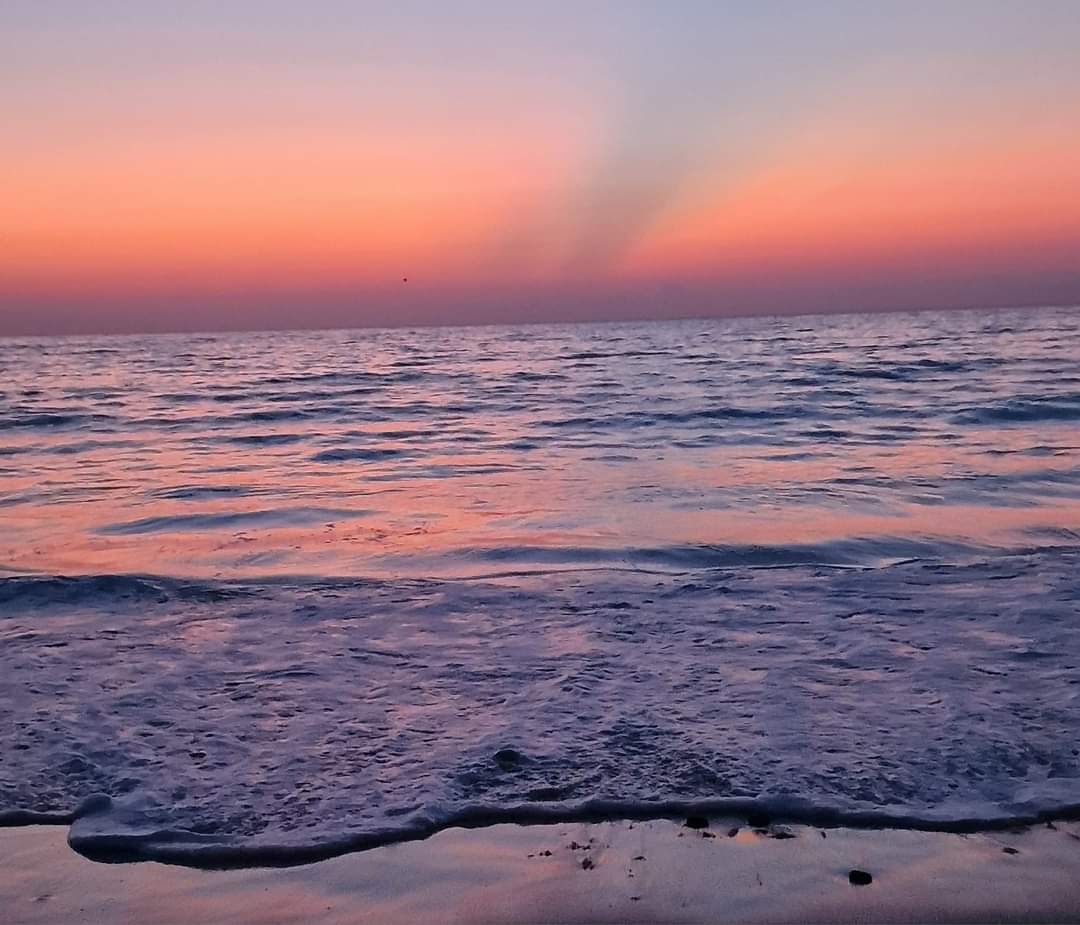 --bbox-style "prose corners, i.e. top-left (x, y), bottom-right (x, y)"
top-left (952, 393), bottom-right (1080, 425)
top-left (256, 370), bottom-right (382, 386)
top-left (218, 432), bottom-right (307, 446)
top-left (43, 438), bottom-right (141, 456)
top-left (0, 410), bottom-right (110, 430)
top-left (0, 574), bottom-right (170, 606)
top-left (537, 405), bottom-right (794, 430)
top-left (311, 446), bottom-right (408, 463)
top-left (3, 543), bottom-right (1072, 603)
top-left (0, 574), bottom-right (258, 607)
top-left (0, 793), bottom-right (1066, 869)
top-left (432, 537), bottom-right (982, 572)
top-left (236, 407), bottom-right (313, 423)
top-left (148, 485), bottom-right (256, 501)
top-left (363, 462), bottom-right (531, 480)
top-left (94, 506), bottom-right (372, 535)
top-left (558, 349), bottom-right (671, 361)
top-left (3, 545), bottom-right (1079, 869)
